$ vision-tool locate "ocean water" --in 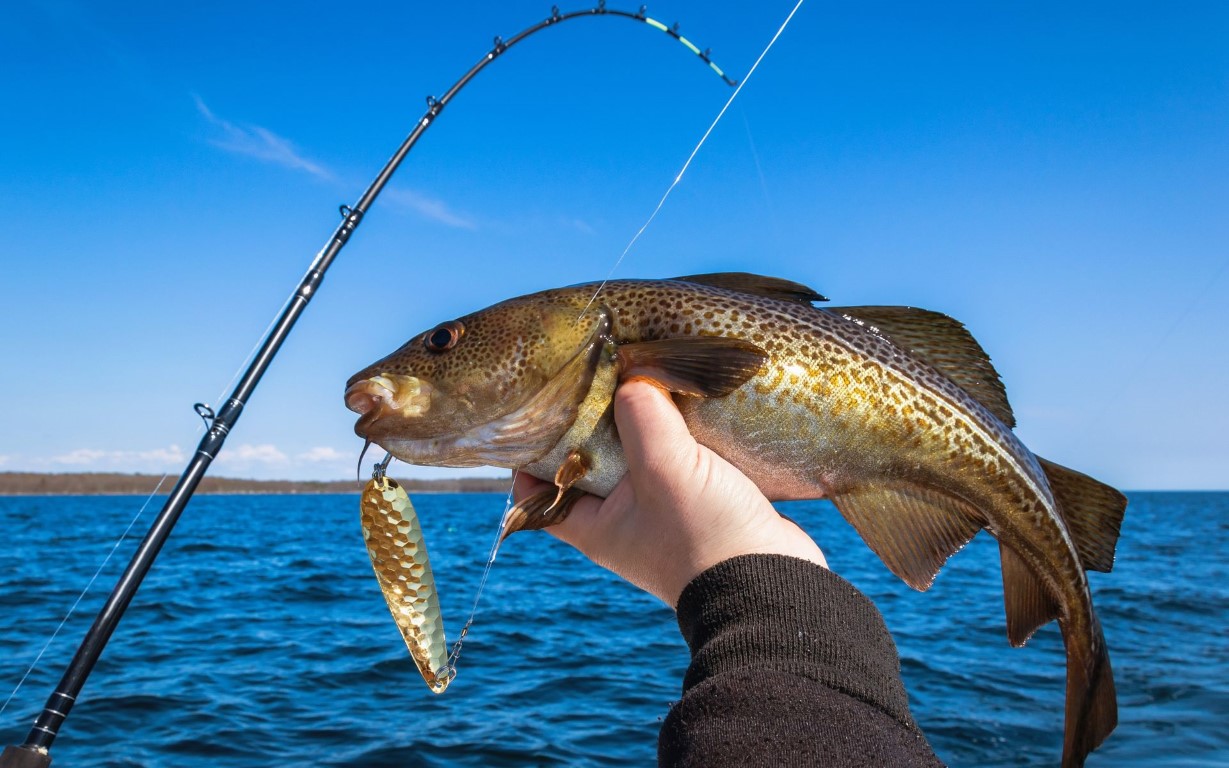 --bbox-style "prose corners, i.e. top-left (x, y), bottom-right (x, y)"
top-left (0, 490), bottom-right (1225, 767)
